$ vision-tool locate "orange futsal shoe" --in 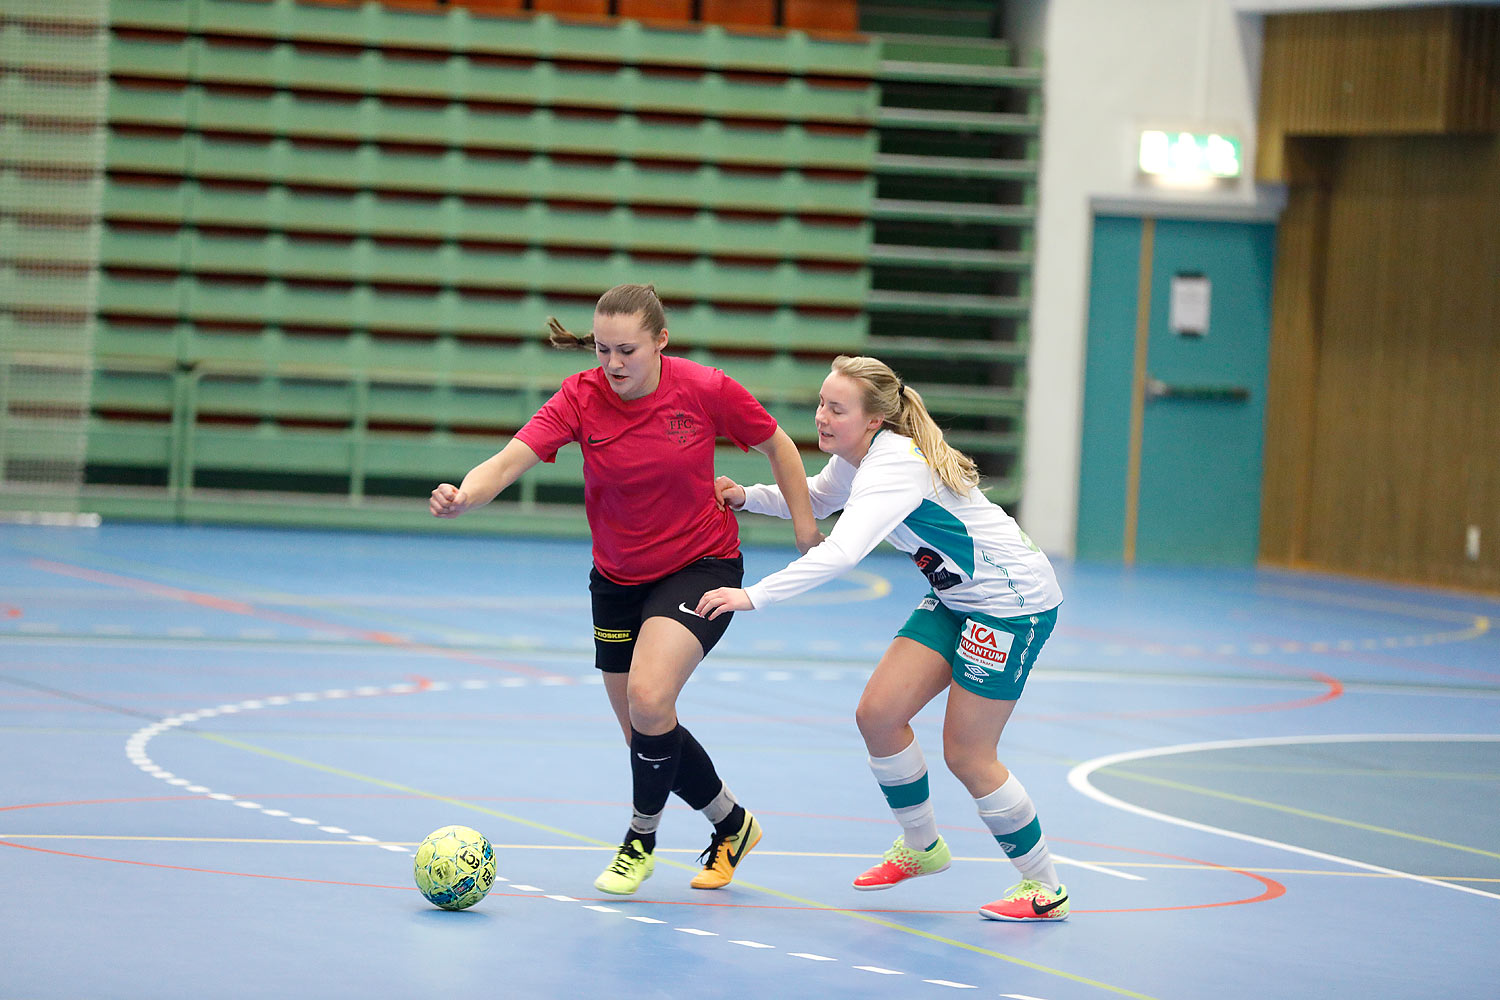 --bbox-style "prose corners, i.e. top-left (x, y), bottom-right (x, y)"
top-left (852, 835), bottom-right (951, 890)
top-left (979, 880), bottom-right (1070, 922)
top-left (690, 810), bottom-right (762, 889)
